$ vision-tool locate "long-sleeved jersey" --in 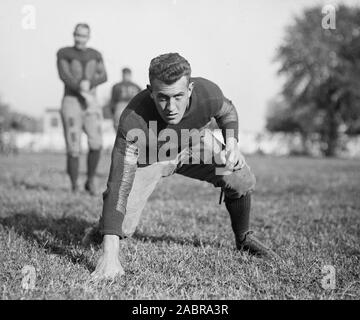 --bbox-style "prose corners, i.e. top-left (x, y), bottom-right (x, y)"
top-left (101, 77), bottom-right (239, 235)
top-left (56, 46), bottom-right (107, 97)
top-left (111, 81), bottom-right (142, 104)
